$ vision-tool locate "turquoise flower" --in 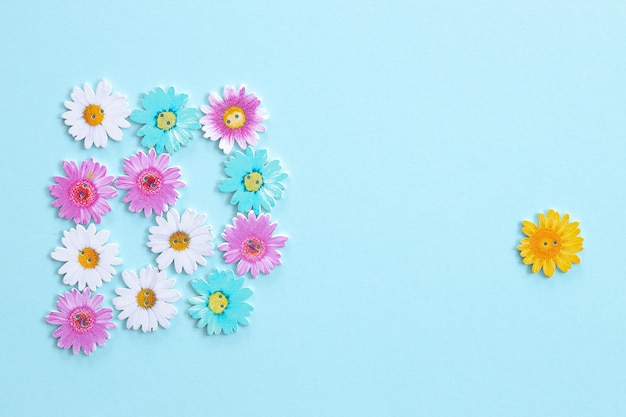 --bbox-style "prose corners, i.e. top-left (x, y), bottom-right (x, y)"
top-left (189, 270), bottom-right (253, 335)
top-left (131, 87), bottom-right (200, 154)
top-left (218, 147), bottom-right (287, 214)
